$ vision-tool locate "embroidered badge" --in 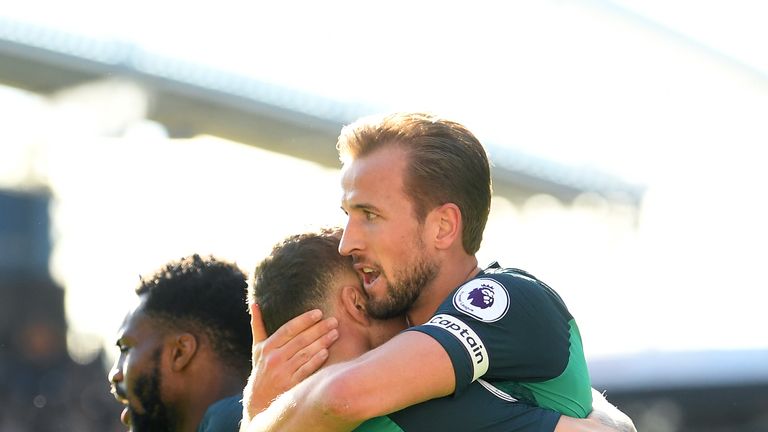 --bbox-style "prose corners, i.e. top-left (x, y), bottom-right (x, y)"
top-left (452, 278), bottom-right (510, 322)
